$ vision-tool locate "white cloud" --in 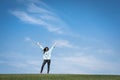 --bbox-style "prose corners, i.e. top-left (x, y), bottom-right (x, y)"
top-left (24, 37), bottom-right (32, 42)
top-left (17, 0), bottom-right (40, 4)
top-left (27, 3), bottom-right (54, 15)
top-left (54, 39), bottom-right (77, 48)
top-left (97, 48), bottom-right (115, 55)
top-left (0, 52), bottom-right (41, 73)
top-left (11, 10), bottom-right (46, 25)
top-left (0, 60), bottom-right (40, 74)
top-left (10, 1), bottom-right (67, 34)
top-left (24, 37), bottom-right (39, 48)
top-left (46, 25), bottom-right (63, 34)
top-left (63, 56), bottom-right (105, 70)
top-left (26, 60), bottom-right (40, 66)
top-left (52, 55), bottom-right (120, 74)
